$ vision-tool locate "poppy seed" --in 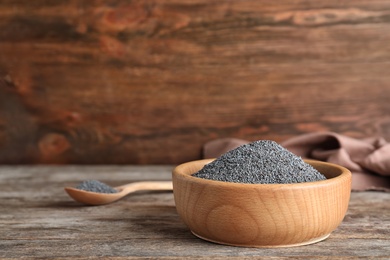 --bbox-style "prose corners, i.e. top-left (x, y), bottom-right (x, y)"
top-left (193, 140), bottom-right (326, 184)
top-left (76, 180), bottom-right (118, 193)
